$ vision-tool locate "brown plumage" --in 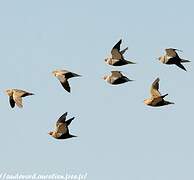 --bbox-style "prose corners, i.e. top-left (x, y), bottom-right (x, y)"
top-left (158, 48), bottom-right (190, 71)
top-left (52, 69), bottom-right (81, 93)
top-left (144, 78), bottom-right (174, 107)
top-left (5, 89), bottom-right (34, 108)
top-left (103, 71), bottom-right (133, 85)
top-left (105, 39), bottom-right (136, 66)
top-left (49, 112), bottom-right (77, 140)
